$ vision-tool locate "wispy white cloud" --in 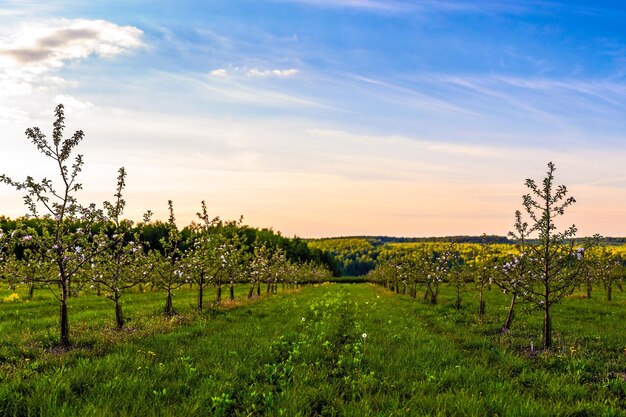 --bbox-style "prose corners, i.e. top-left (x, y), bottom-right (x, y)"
top-left (490, 75), bottom-right (626, 108)
top-left (209, 67), bottom-right (300, 79)
top-left (209, 68), bottom-right (229, 78)
top-left (247, 68), bottom-right (299, 78)
top-left (306, 128), bottom-right (498, 158)
top-left (201, 81), bottom-right (323, 108)
top-left (273, 0), bottom-right (413, 12)
top-left (350, 74), bottom-right (477, 116)
top-left (134, 71), bottom-right (325, 110)
top-left (0, 19), bottom-right (143, 69)
top-left (0, 18), bottom-right (143, 108)
top-left (268, 0), bottom-right (533, 14)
